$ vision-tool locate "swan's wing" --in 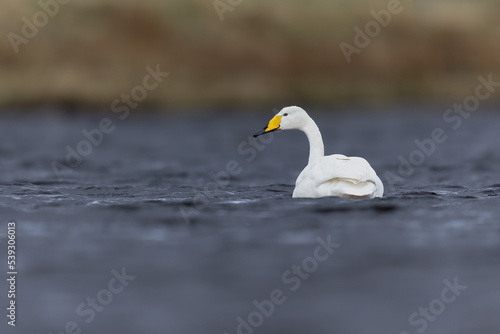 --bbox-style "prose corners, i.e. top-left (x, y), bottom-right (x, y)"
top-left (296, 155), bottom-right (374, 185)
top-left (295, 155), bottom-right (383, 198)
